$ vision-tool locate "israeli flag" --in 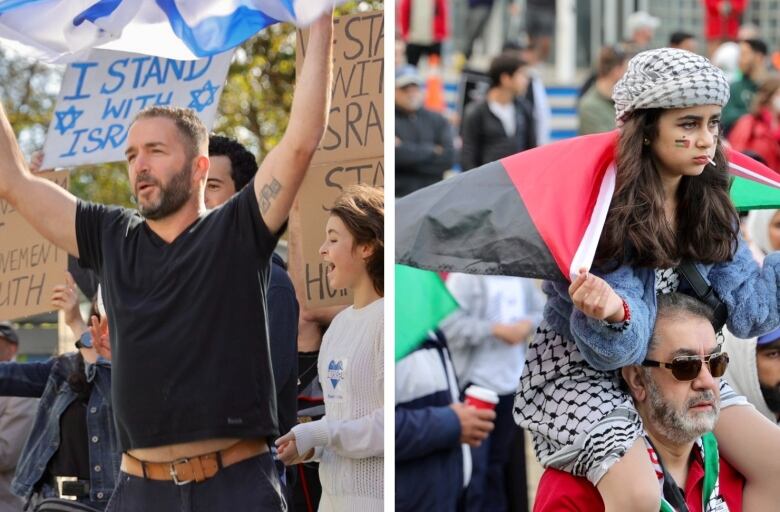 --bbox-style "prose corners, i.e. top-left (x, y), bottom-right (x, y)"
top-left (0, 0), bottom-right (341, 61)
